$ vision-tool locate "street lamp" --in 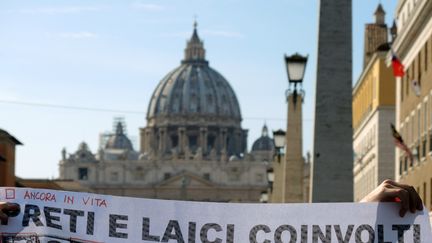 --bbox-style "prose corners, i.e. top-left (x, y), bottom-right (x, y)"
top-left (261, 167), bottom-right (275, 203)
top-left (285, 53), bottom-right (308, 84)
top-left (284, 53), bottom-right (308, 103)
top-left (270, 53), bottom-right (308, 203)
top-left (273, 129), bottom-right (286, 162)
top-left (266, 167), bottom-right (274, 186)
top-left (260, 191), bottom-right (269, 203)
